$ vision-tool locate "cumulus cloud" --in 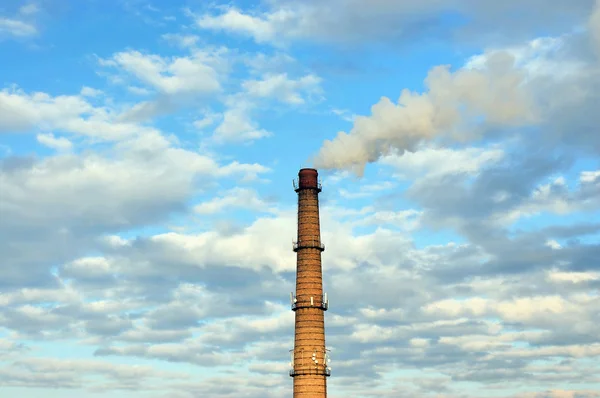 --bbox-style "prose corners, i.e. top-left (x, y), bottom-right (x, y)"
top-left (98, 45), bottom-right (315, 142)
top-left (195, 7), bottom-right (283, 45)
top-left (0, 87), bottom-right (158, 141)
top-left (36, 133), bottom-right (73, 152)
top-left (2, 189), bottom-right (599, 395)
top-left (193, 187), bottom-right (275, 214)
top-left (212, 103), bottom-right (271, 143)
top-left (0, 357), bottom-right (189, 392)
top-left (380, 145), bottom-right (505, 180)
top-left (242, 73), bottom-right (322, 105)
top-left (95, 47), bottom-right (232, 123)
top-left (80, 86), bottom-right (103, 98)
top-left (99, 49), bottom-right (222, 96)
top-left (0, 132), bottom-right (271, 288)
top-left (2, 1), bottom-right (600, 397)
top-left (194, 1), bottom-right (596, 47)
top-left (193, 110), bottom-right (220, 130)
top-left (206, 68), bottom-right (322, 143)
